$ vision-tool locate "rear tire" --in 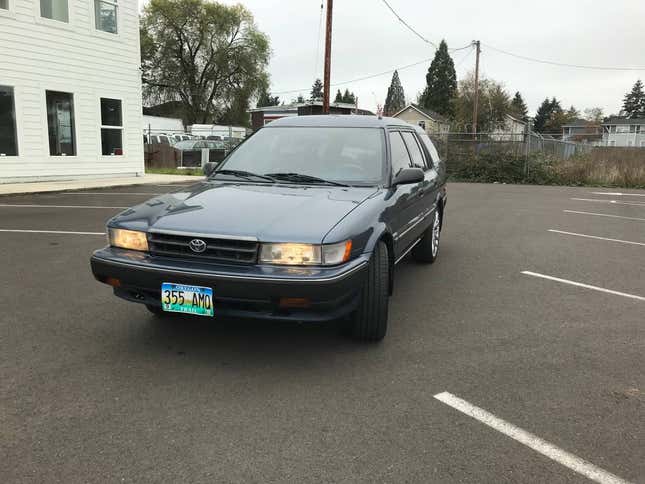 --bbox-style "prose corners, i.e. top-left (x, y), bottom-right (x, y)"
top-left (412, 209), bottom-right (441, 264)
top-left (350, 241), bottom-right (389, 342)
